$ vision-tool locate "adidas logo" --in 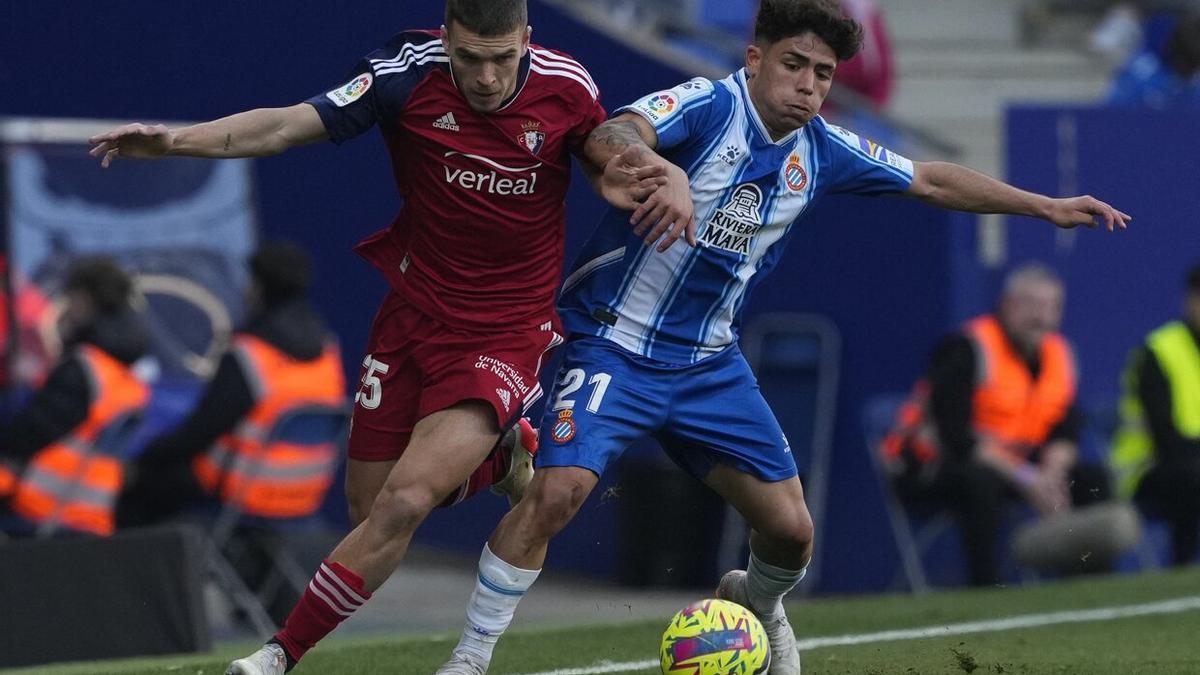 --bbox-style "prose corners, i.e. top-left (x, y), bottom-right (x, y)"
top-left (495, 388), bottom-right (512, 411)
top-left (433, 112), bottom-right (460, 131)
